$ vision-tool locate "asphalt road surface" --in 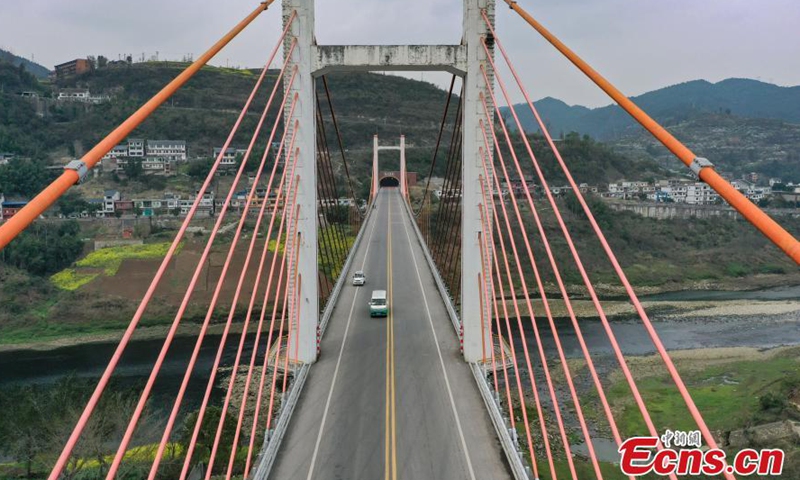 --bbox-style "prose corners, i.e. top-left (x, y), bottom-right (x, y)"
top-left (269, 188), bottom-right (511, 480)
